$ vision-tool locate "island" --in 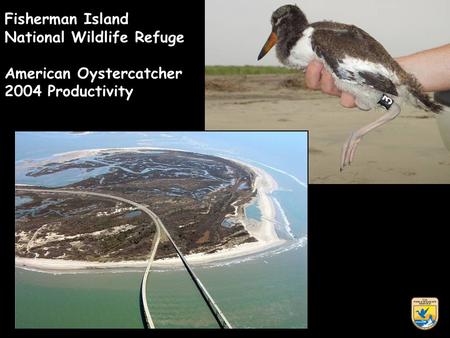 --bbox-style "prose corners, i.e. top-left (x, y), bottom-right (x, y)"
top-left (15, 148), bottom-right (284, 271)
